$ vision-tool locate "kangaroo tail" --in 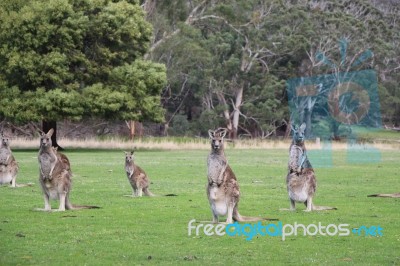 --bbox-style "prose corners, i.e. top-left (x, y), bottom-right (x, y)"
top-left (70, 205), bottom-right (101, 210)
top-left (368, 193), bottom-right (400, 198)
top-left (312, 205), bottom-right (337, 211)
top-left (143, 188), bottom-right (155, 197)
top-left (14, 183), bottom-right (34, 188)
top-left (65, 198), bottom-right (100, 210)
top-left (233, 212), bottom-right (278, 222)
